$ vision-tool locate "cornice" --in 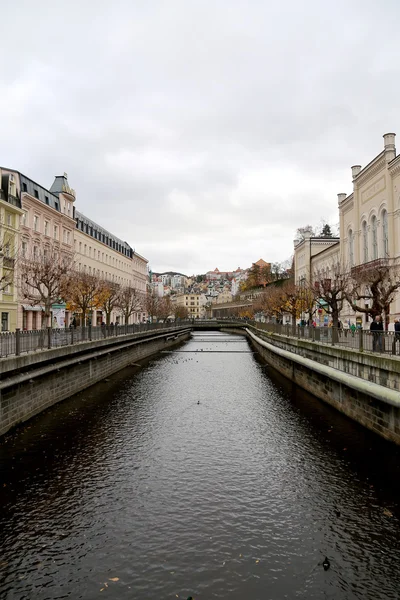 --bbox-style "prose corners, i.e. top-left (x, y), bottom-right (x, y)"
top-left (353, 152), bottom-right (386, 187)
top-left (388, 155), bottom-right (400, 177)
